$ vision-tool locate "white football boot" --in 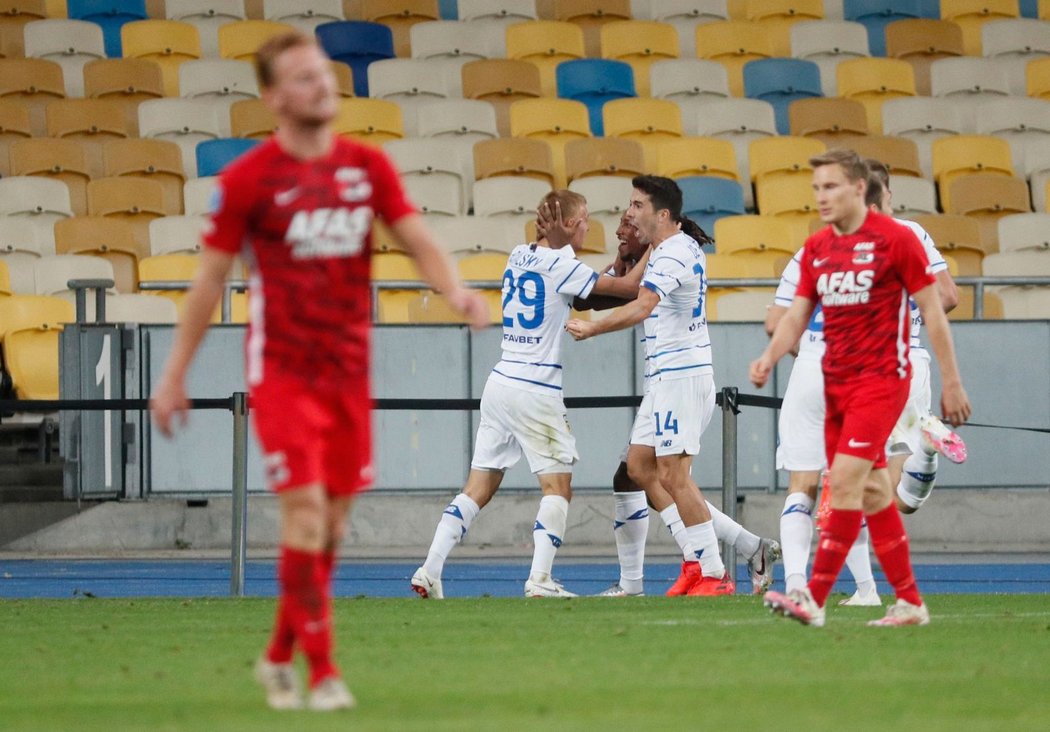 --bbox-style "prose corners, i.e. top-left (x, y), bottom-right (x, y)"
top-left (594, 583), bottom-right (644, 597)
top-left (254, 656), bottom-right (303, 710)
top-left (867, 598), bottom-right (930, 627)
top-left (410, 567), bottom-right (444, 599)
top-left (307, 676), bottom-right (356, 711)
top-left (524, 576), bottom-right (578, 598)
top-left (764, 587), bottom-right (826, 628)
top-left (747, 538), bottom-right (782, 594)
